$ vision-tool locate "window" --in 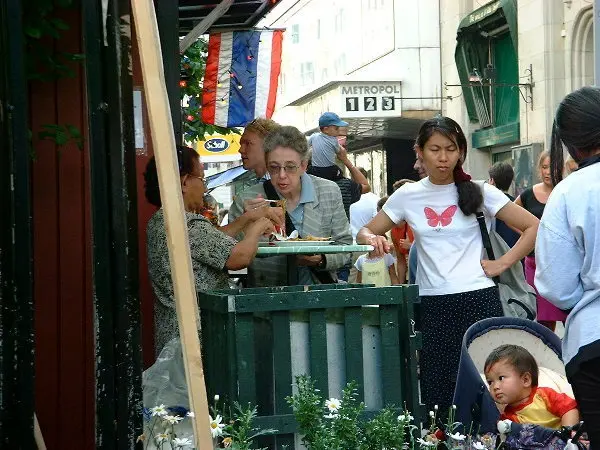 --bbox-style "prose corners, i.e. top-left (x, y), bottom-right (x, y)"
top-left (291, 24), bottom-right (300, 44)
top-left (300, 62), bottom-right (314, 86)
top-left (334, 8), bottom-right (344, 34)
top-left (317, 19), bottom-right (321, 39)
